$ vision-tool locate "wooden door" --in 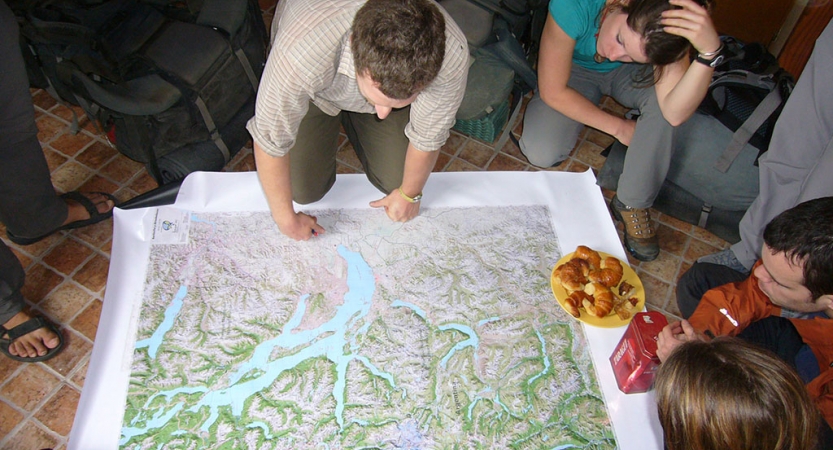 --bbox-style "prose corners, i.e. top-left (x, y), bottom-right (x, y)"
top-left (710, 0), bottom-right (795, 46)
